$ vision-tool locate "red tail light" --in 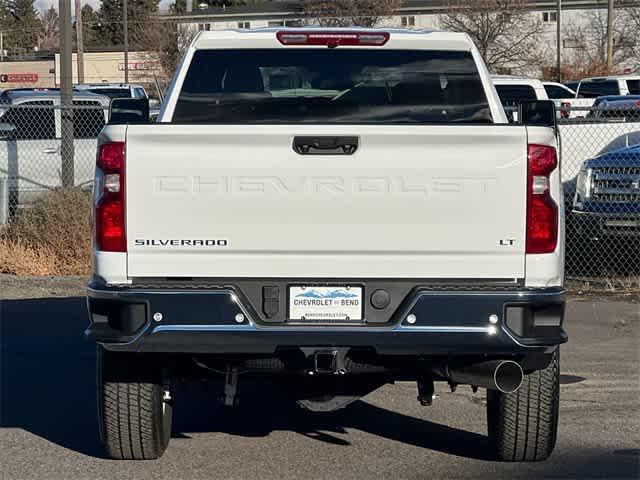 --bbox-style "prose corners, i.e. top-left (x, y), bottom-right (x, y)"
top-left (95, 142), bottom-right (126, 252)
top-left (276, 31), bottom-right (389, 47)
top-left (526, 144), bottom-right (558, 254)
